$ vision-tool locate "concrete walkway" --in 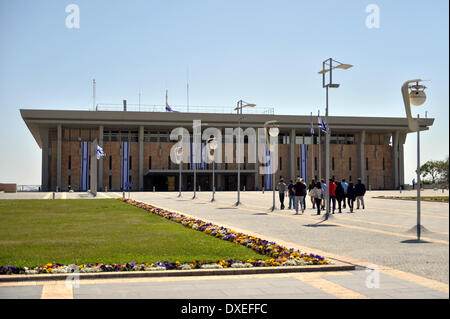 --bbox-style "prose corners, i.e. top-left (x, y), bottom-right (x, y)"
top-left (0, 189), bottom-right (448, 299)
